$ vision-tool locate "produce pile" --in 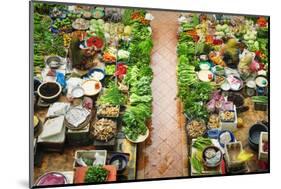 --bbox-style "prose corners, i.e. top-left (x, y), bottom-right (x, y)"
top-left (33, 4), bottom-right (153, 144)
top-left (177, 13), bottom-right (268, 122)
top-left (33, 12), bottom-right (66, 73)
top-left (177, 13), bottom-right (269, 175)
top-left (85, 165), bottom-right (108, 183)
top-left (91, 118), bottom-right (117, 142)
top-left (121, 10), bottom-right (153, 141)
top-left (33, 3), bottom-right (269, 183)
top-left (33, 4), bottom-right (154, 185)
